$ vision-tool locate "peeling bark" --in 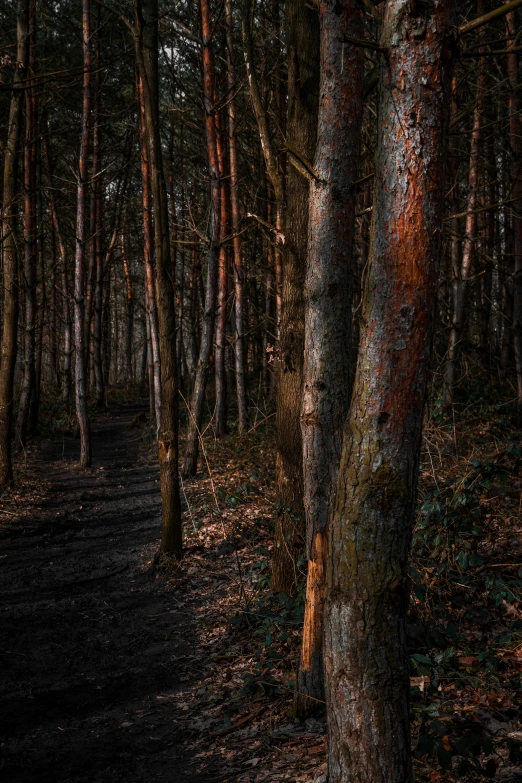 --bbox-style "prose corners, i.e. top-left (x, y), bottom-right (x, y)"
top-left (296, 0), bottom-right (364, 715)
top-left (136, 0), bottom-right (182, 557)
top-left (271, 0), bottom-right (319, 594)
